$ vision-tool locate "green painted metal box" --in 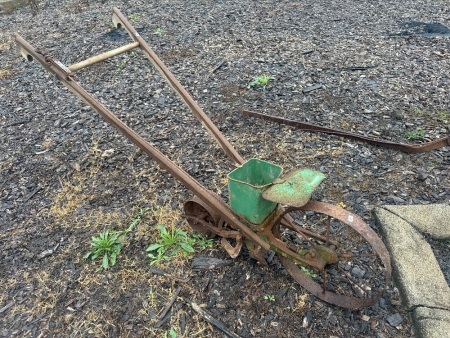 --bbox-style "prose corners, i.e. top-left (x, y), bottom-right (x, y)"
top-left (227, 158), bottom-right (282, 224)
